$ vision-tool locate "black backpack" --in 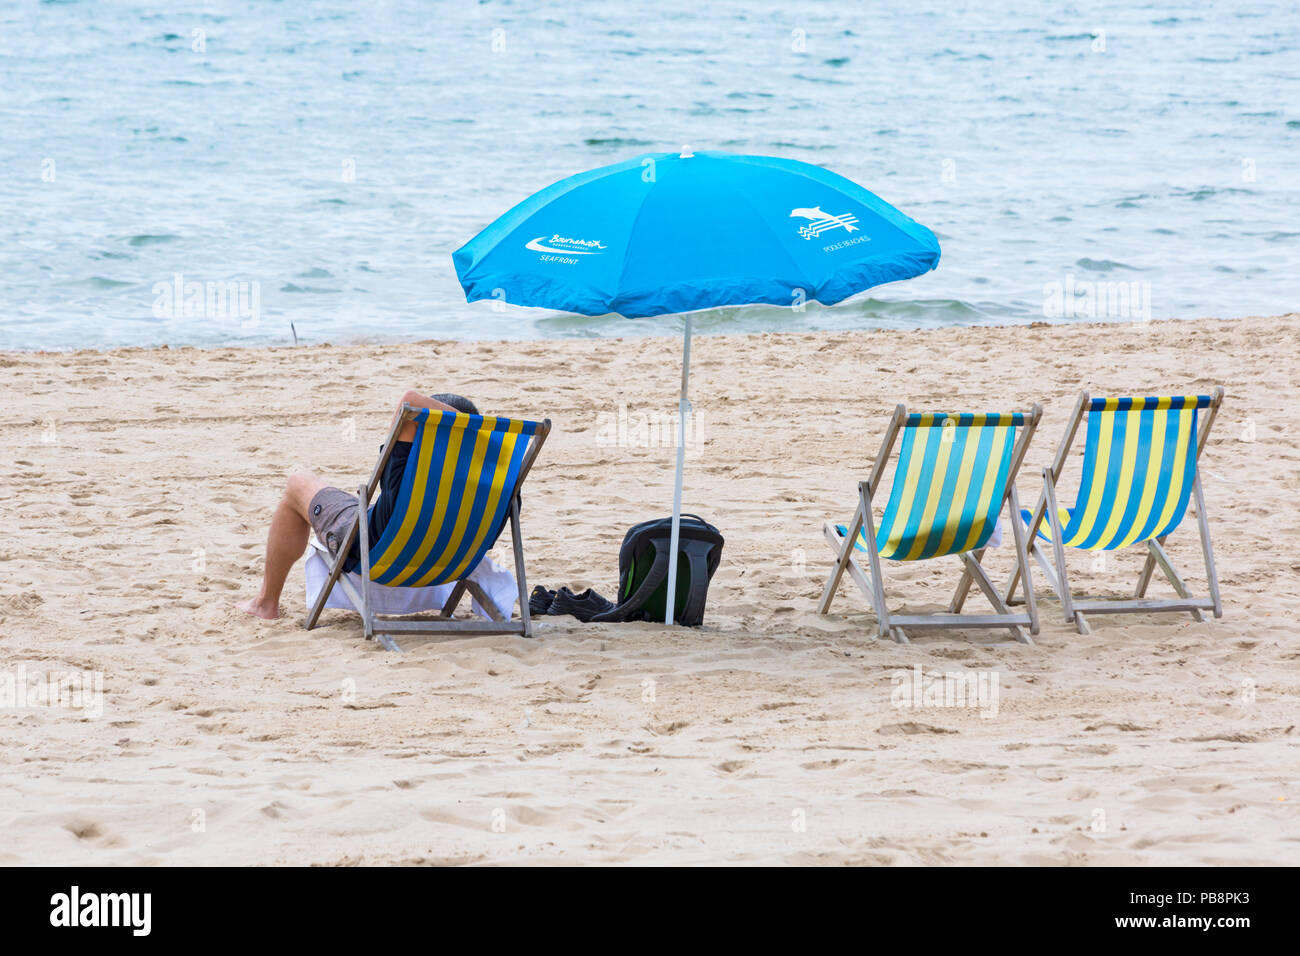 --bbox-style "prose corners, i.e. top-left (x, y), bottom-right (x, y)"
top-left (590, 515), bottom-right (724, 627)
